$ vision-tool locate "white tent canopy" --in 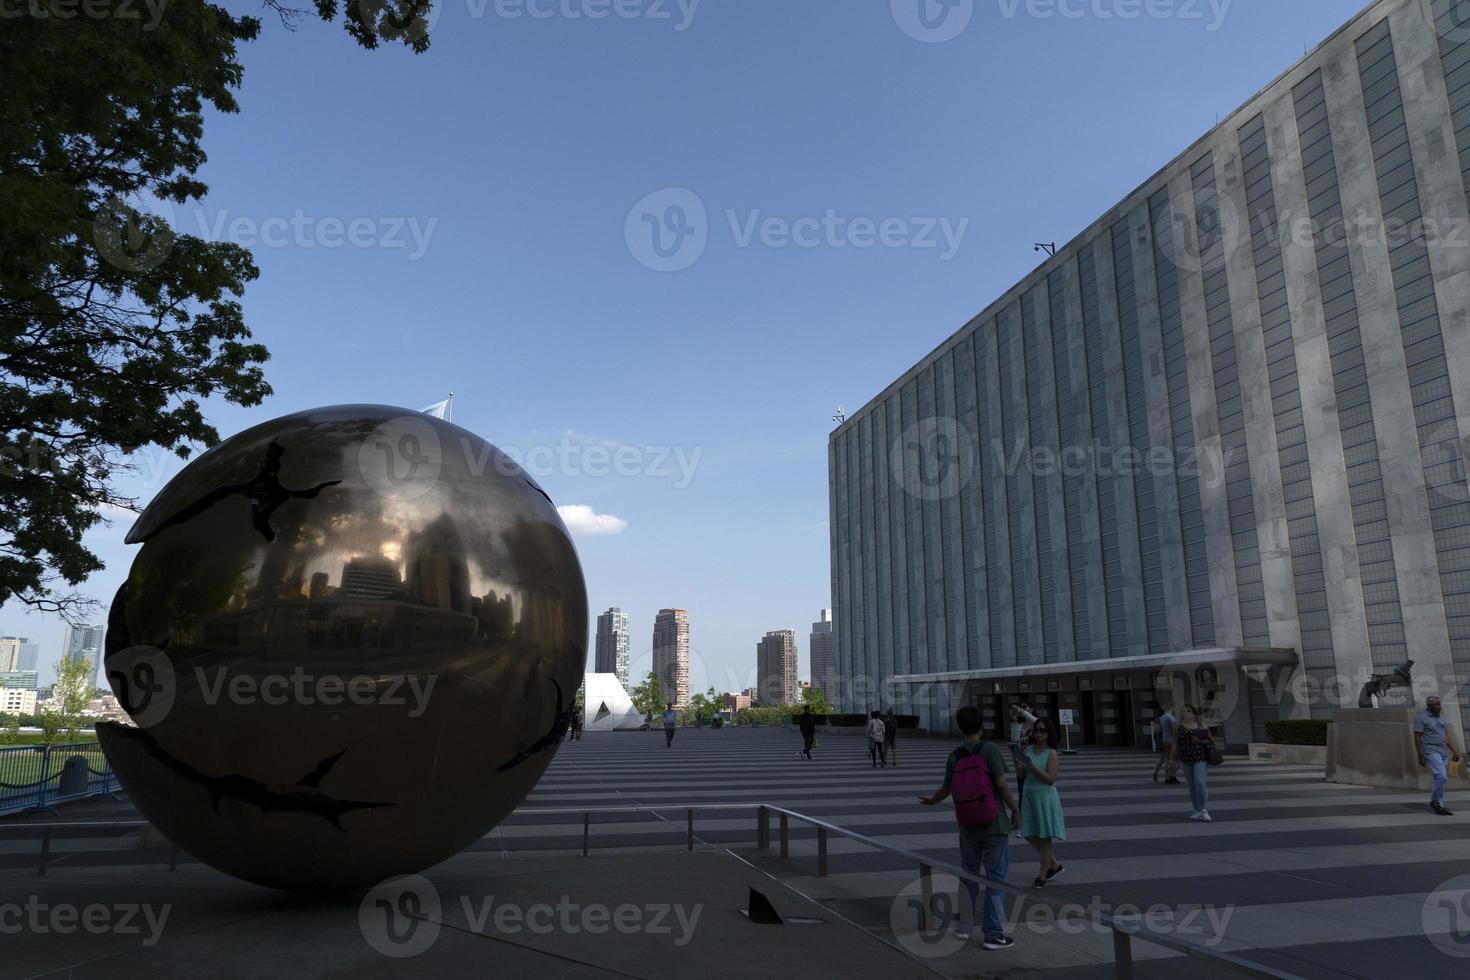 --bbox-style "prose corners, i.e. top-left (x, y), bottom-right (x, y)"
top-left (582, 673), bottom-right (643, 731)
